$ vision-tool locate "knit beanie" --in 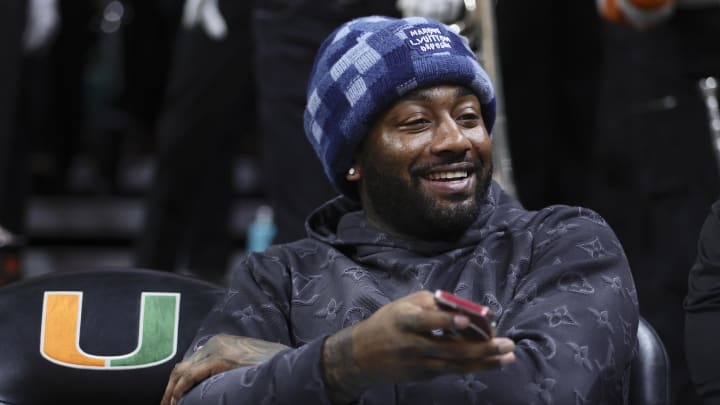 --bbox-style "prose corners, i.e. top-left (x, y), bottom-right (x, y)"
top-left (304, 15), bottom-right (496, 200)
